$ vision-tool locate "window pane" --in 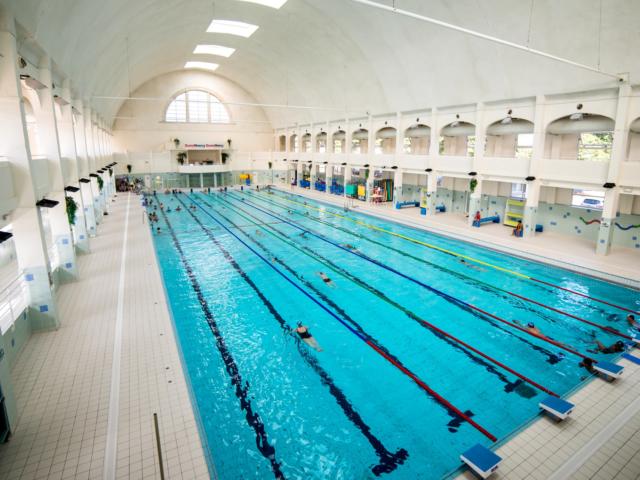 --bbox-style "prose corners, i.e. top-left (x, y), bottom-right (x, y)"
top-left (165, 95), bottom-right (186, 122)
top-left (210, 95), bottom-right (230, 123)
top-left (572, 189), bottom-right (604, 209)
top-left (188, 91), bottom-right (209, 123)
